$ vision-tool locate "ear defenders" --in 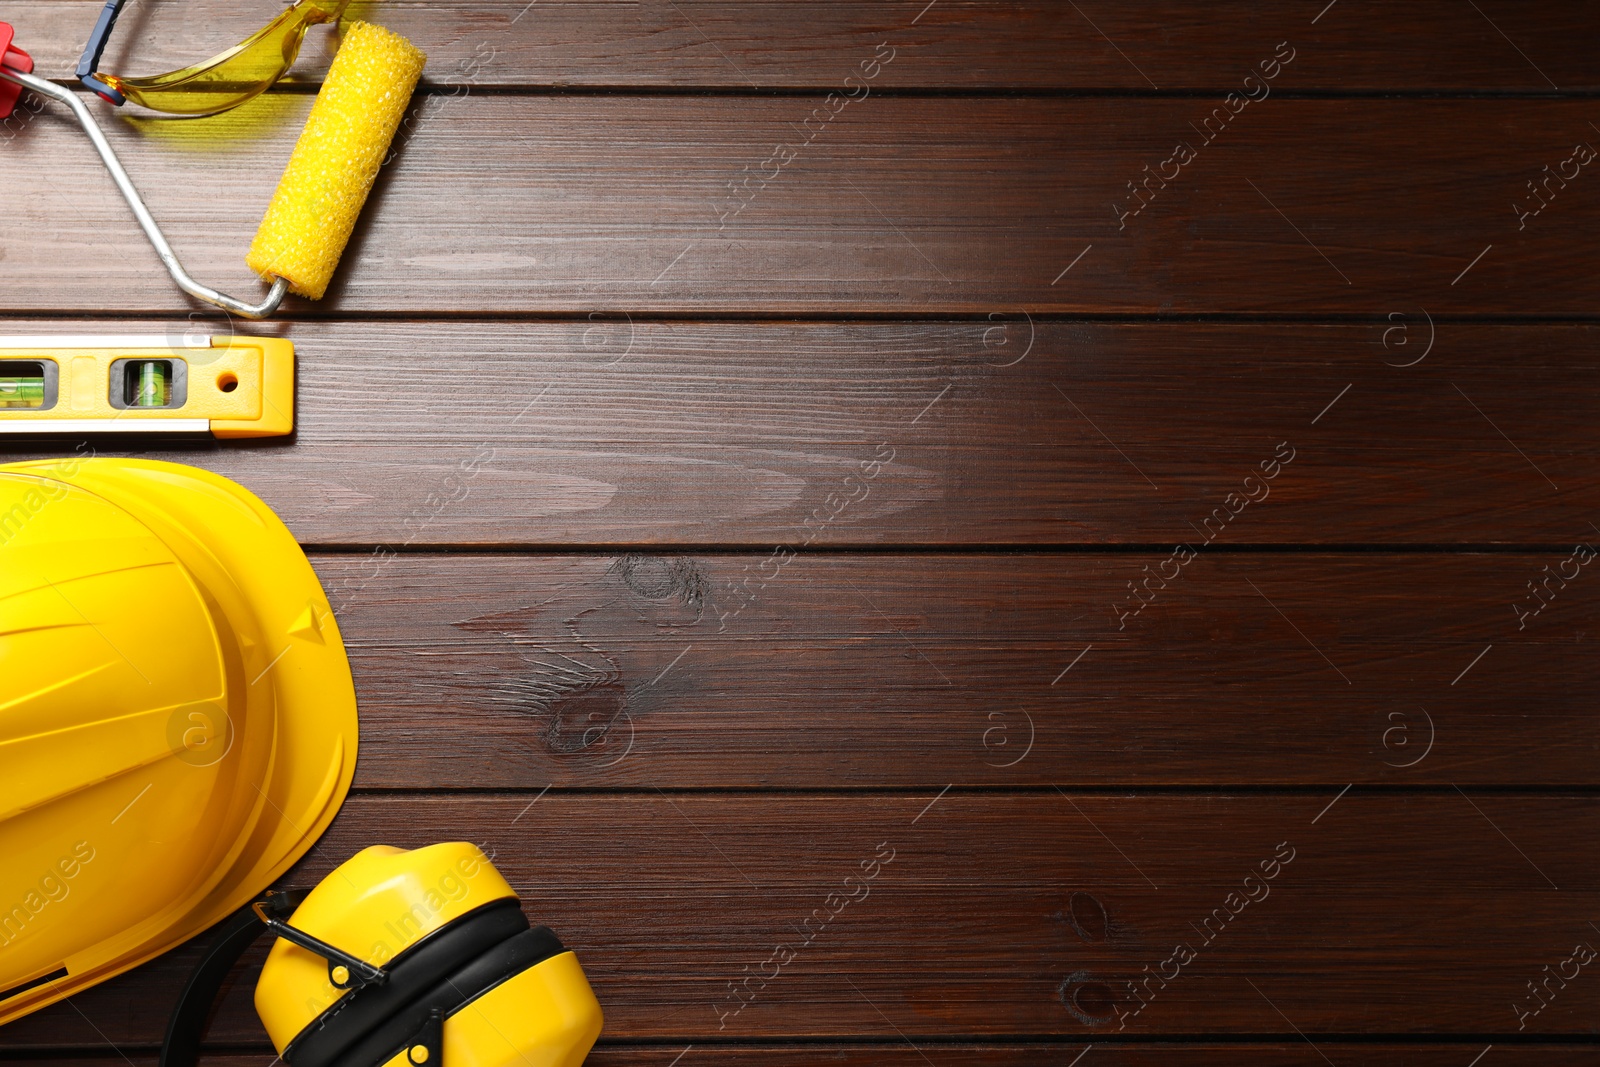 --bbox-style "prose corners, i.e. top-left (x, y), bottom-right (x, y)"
top-left (161, 843), bottom-right (602, 1067)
